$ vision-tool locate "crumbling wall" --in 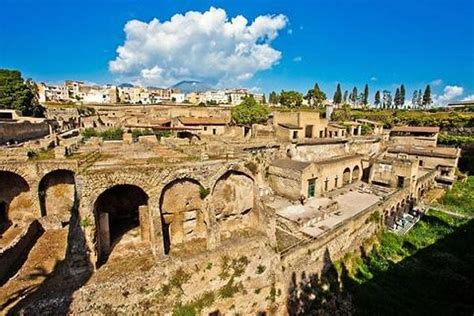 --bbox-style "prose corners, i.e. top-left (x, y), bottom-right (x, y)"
top-left (213, 171), bottom-right (255, 234)
top-left (161, 179), bottom-right (206, 246)
top-left (39, 170), bottom-right (75, 222)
